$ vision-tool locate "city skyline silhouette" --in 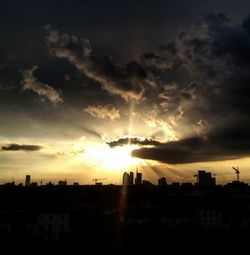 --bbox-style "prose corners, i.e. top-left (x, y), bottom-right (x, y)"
top-left (1, 0), bottom-right (250, 252)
